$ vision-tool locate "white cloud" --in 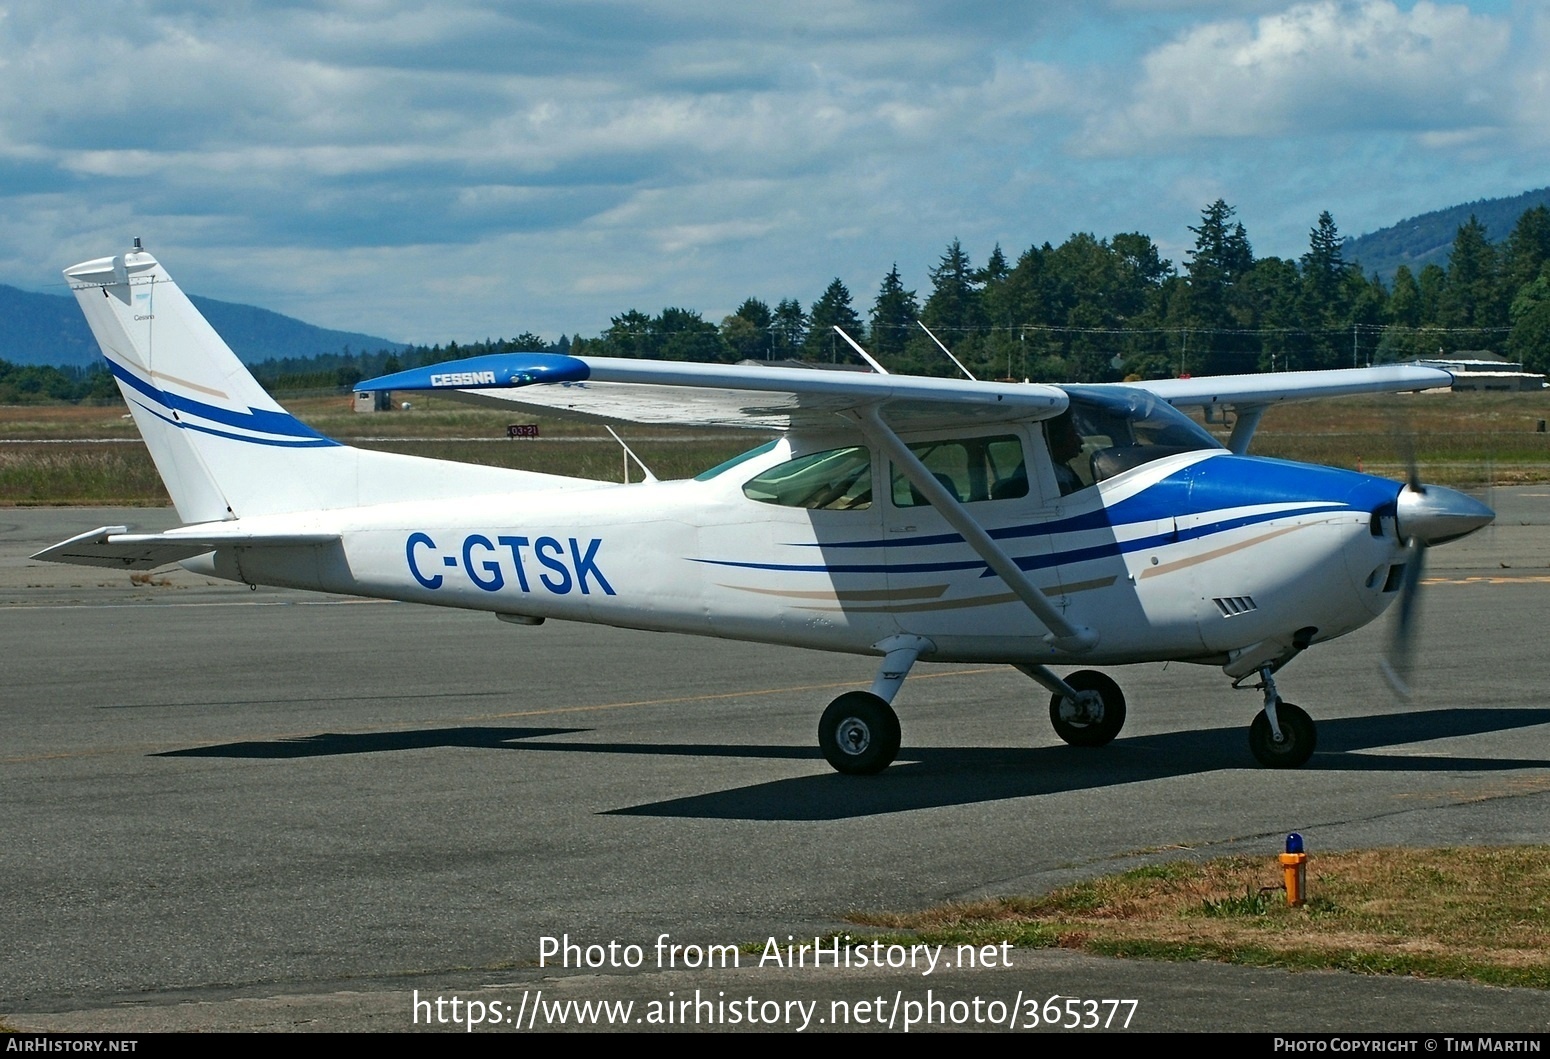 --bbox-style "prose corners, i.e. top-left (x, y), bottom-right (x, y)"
top-left (1085, 1), bottom-right (1510, 151)
top-left (0, 1), bottom-right (1543, 343)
